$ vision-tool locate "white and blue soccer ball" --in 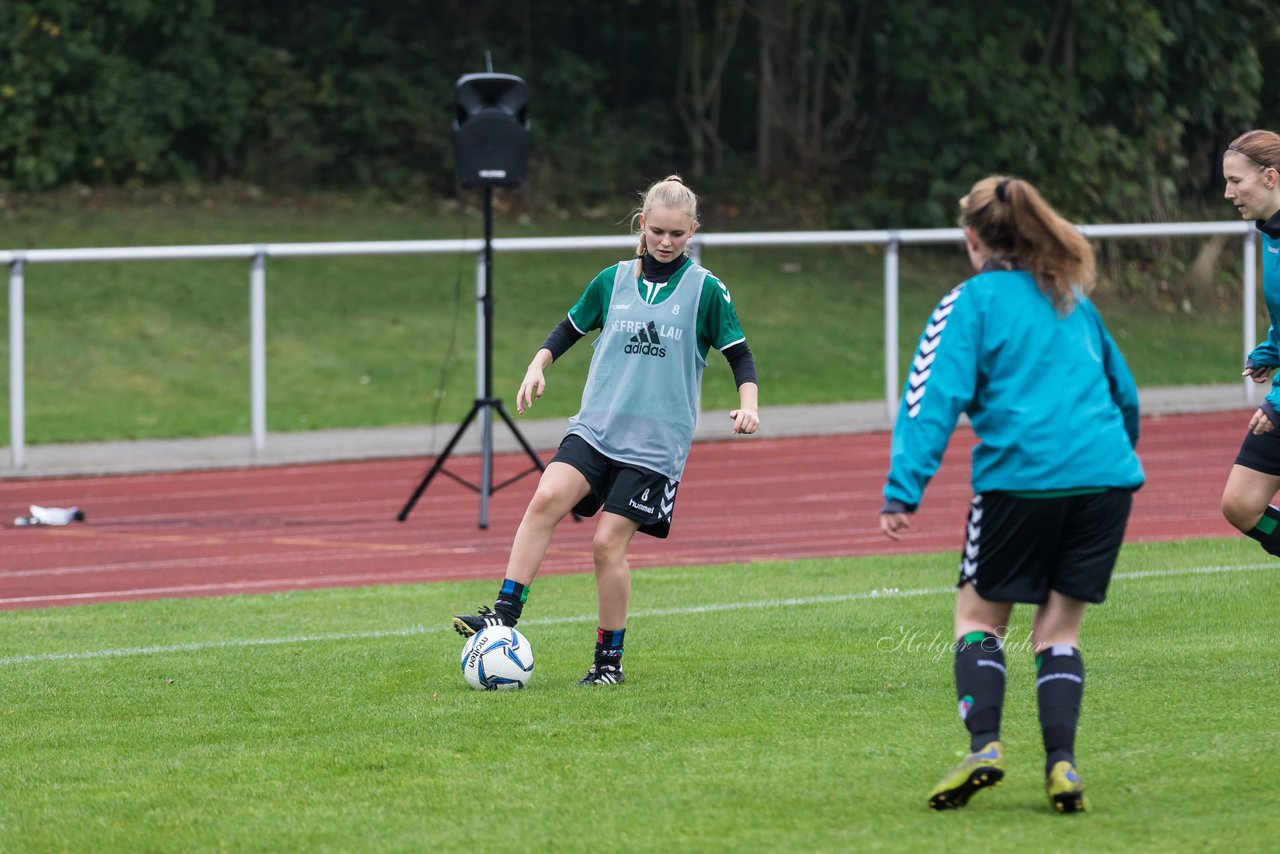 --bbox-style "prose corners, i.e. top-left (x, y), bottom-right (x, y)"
top-left (460, 626), bottom-right (534, 691)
